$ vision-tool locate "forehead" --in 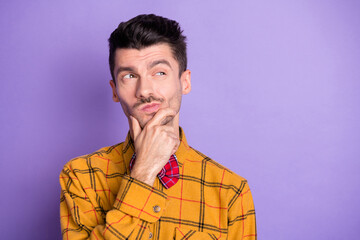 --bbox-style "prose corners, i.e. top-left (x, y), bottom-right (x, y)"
top-left (114, 43), bottom-right (178, 70)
